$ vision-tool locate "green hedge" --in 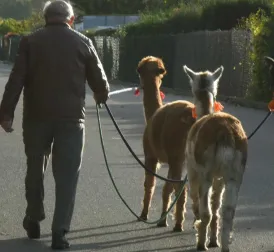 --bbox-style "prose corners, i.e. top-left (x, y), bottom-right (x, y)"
top-left (117, 0), bottom-right (272, 37)
top-left (0, 13), bottom-right (44, 36)
top-left (238, 9), bottom-right (274, 102)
